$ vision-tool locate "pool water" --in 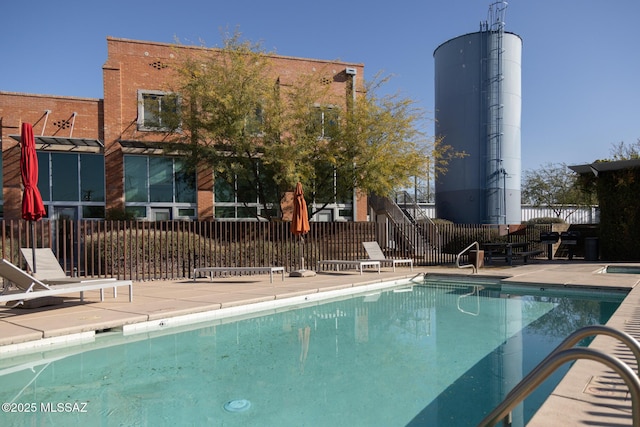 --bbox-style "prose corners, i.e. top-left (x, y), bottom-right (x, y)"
top-left (0, 279), bottom-right (623, 426)
top-left (603, 265), bottom-right (640, 274)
